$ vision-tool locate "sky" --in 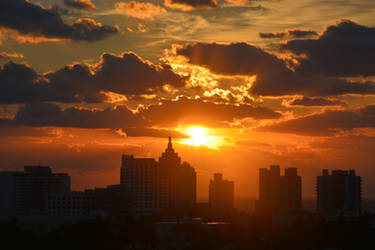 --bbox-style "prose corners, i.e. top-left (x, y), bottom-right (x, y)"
top-left (0, 0), bottom-right (375, 200)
